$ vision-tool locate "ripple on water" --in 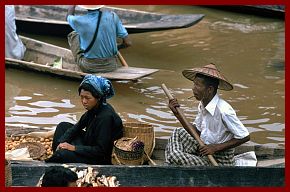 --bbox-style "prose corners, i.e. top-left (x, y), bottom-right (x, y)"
top-left (14, 96), bottom-right (32, 100)
top-left (5, 114), bottom-right (76, 125)
top-left (28, 99), bottom-right (75, 108)
top-left (210, 21), bottom-right (284, 34)
top-left (9, 105), bottom-right (59, 115)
